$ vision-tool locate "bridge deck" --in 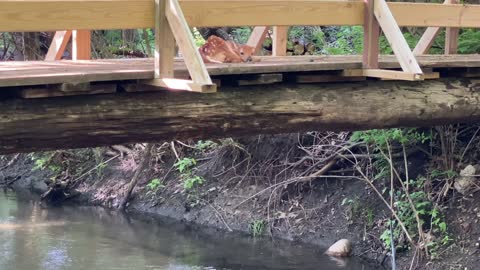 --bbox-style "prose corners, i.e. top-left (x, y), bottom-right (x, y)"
top-left (1, 55), bottom-right (479, 88)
